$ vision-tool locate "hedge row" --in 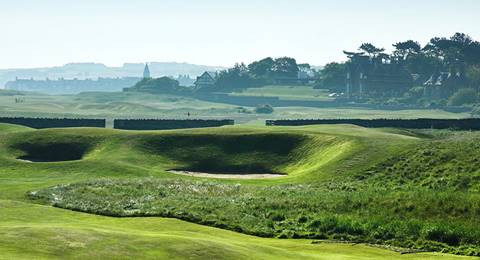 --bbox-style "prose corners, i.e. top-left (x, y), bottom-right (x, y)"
top-left (266, 118), bottom-right (480, 130)
top-left (113, 119), bottom-right (235, 130)
top-left (0, 117), bottom-right (106, 129)
top-left (0, 117), bottom-right (235, 130)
